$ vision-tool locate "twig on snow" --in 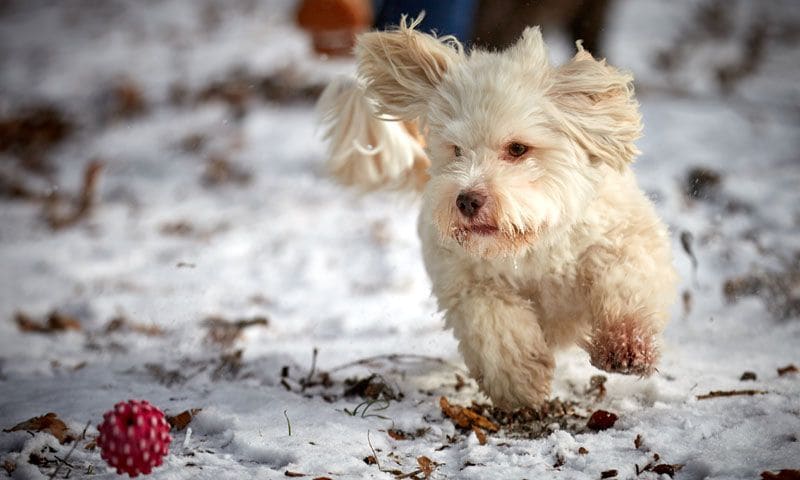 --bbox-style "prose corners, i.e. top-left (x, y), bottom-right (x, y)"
top-left (696, 389), bottom-right (767, 400)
